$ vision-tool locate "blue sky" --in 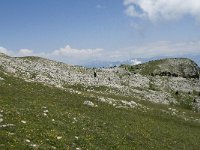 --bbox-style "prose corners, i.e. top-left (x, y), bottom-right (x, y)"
top-left (0, 0), bottom-right (200, 65)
